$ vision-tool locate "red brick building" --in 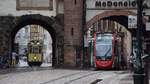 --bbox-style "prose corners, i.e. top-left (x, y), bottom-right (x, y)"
top-left (63, 0), bottom-right (83, 66)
